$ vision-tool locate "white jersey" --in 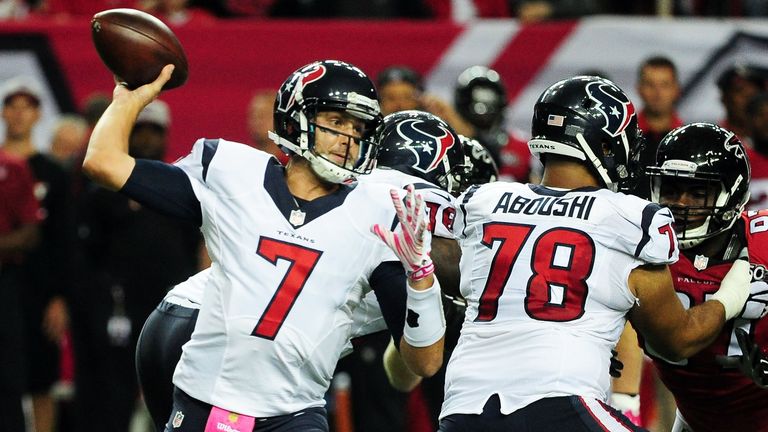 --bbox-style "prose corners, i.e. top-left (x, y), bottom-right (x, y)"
top-left (362, 167), bottom-right (456, 239)
top-left (441, 182), bottom-right (678, 418)
top-left (164, 267), bottom-right (211, 307)
top-left (170, 139), bottom-right (401, 417)
top-left (162, 269), bottom-right (386, 356)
